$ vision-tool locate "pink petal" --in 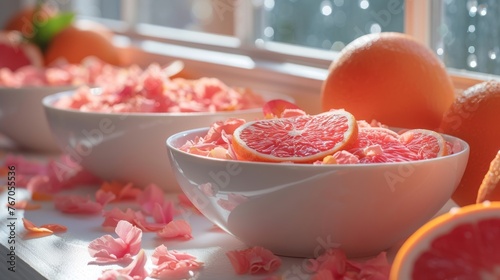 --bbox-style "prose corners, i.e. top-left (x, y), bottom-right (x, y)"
top-left (308, 248), bottom-right (390, 280)
top-left (136, 184), bottom-right (165, 214)
top-left (226, 246), bottom-right (282, 275)
top-left (88, 221), bottom-right (142, 265)
top-left (22, 218), bottom-right (53, 234)
top-left (346, 251), bottom-right (390, 279)
top-left (102, 208), bottom-right (138, 228)
top-left (157, 220), bottom-right (192, 239)
top-left (95, 189), bottom-right (116, 206)
top-left (102, 208), bottom-right (162, 232)
top-left (115, 220), bottom-right (143, 256)
top-left (152, 201), bottom-right (174, 224)
top-left (98, 249), bottom-right (148, 280)
top-left (54, 194), bottom-right (103, 214)
top-left (150, 245), bottom-right (203, 279)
